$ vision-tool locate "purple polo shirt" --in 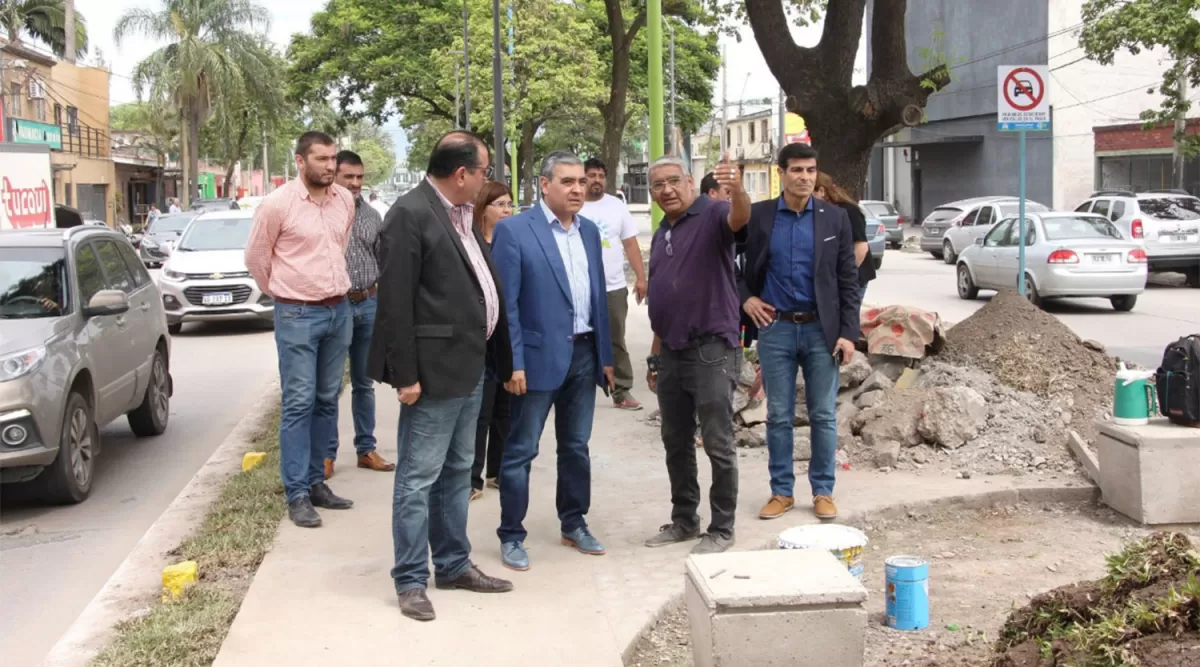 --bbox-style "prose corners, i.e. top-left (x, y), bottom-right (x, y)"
top-left (648, 196), bottom-right (744, 351)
